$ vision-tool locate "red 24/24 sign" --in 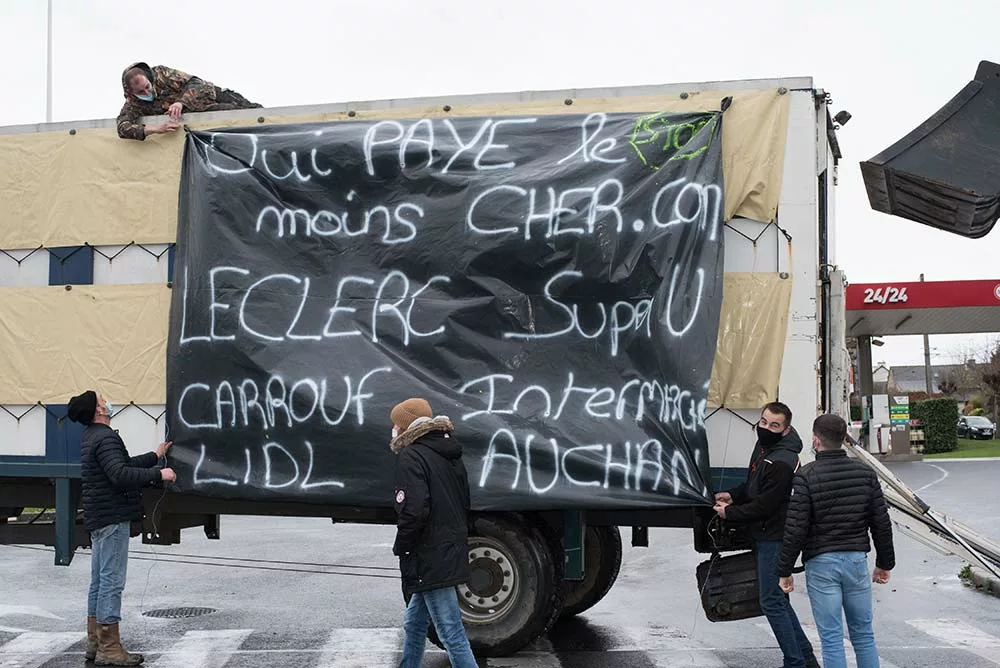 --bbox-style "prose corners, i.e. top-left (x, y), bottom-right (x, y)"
top-left (846, 280), bottom-right (1000, 310)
